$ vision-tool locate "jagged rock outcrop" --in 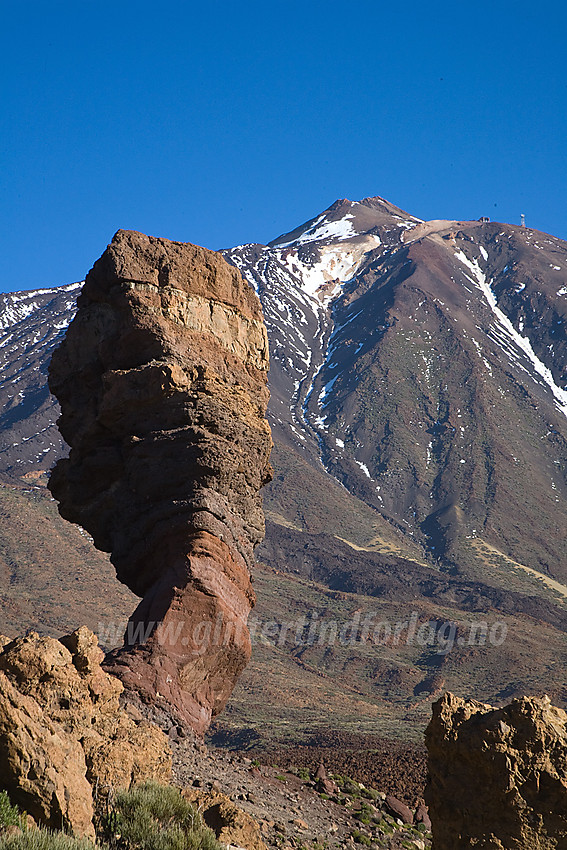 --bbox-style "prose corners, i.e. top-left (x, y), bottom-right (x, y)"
top-left (426, 691), bottom-right (567, 849)
top-left (183, 788), bottom-right (267, 850)
top-left (0, 627), bottom-right (171, 836)
top-left (313, 762), bottom-right (337, 796)
top-left (48, 231), bottom-right (272, 734)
